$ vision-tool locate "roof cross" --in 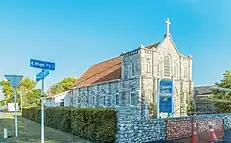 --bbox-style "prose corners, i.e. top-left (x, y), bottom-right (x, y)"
top-left (165, 18), bottom-right (171, 37)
